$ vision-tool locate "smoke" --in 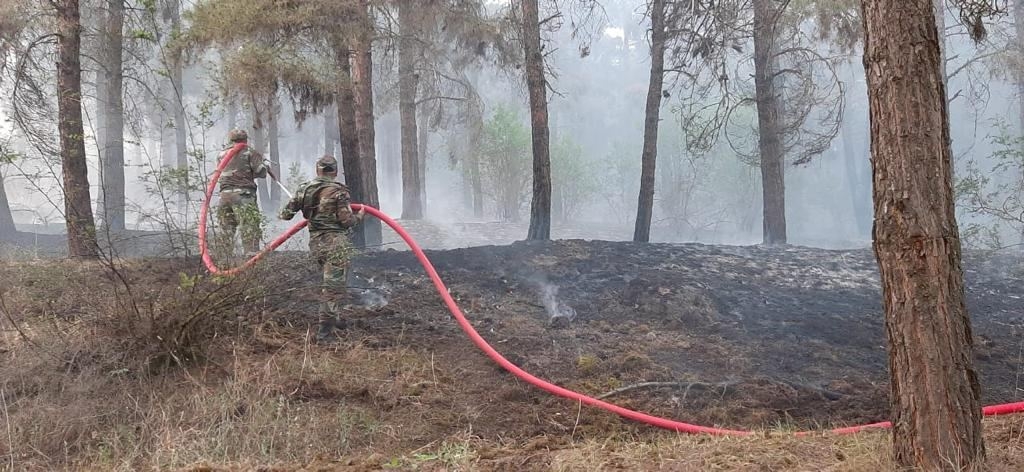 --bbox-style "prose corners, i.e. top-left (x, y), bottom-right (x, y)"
top-left (538, 281), bottom-right (577, 323)
top-left (349, 274), bottom-right (391, 310)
